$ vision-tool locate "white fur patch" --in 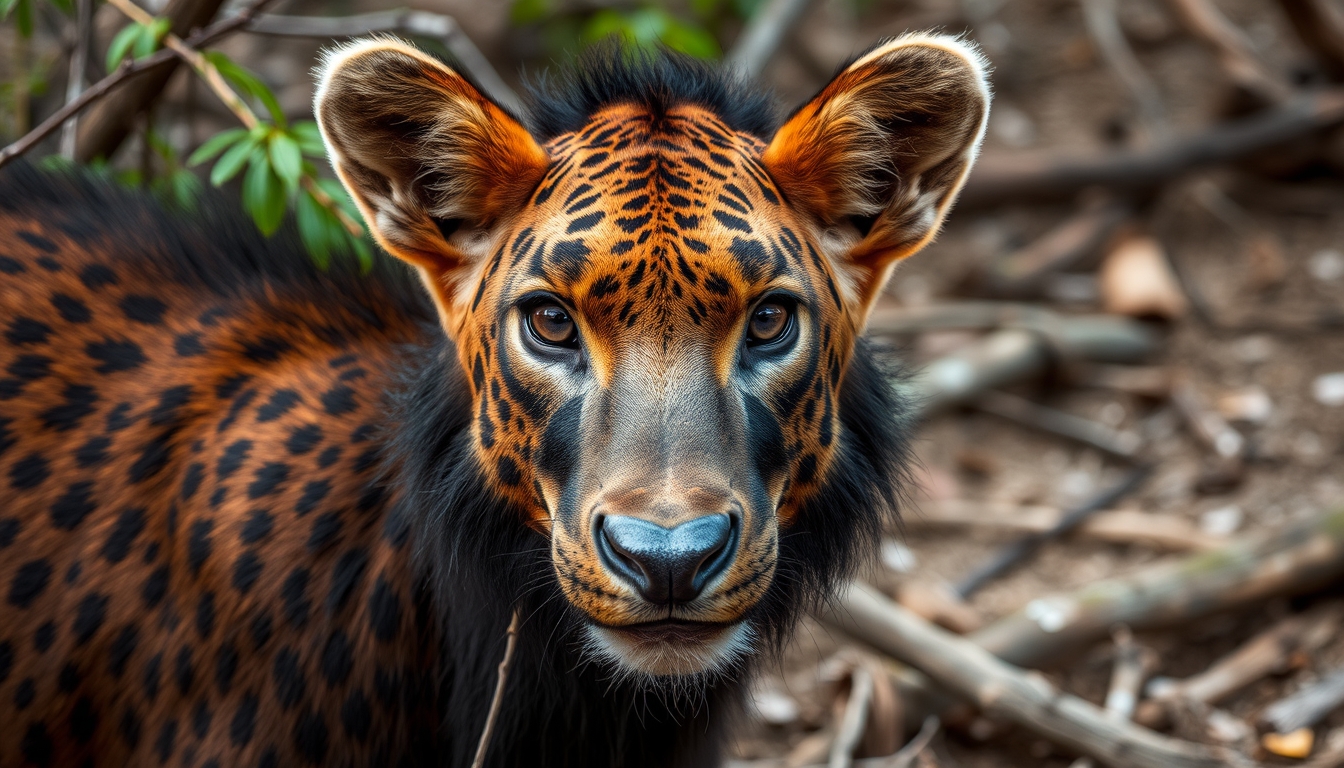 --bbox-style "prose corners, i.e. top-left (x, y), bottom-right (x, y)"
top-left (581, 622), bottom-right (756, 683)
